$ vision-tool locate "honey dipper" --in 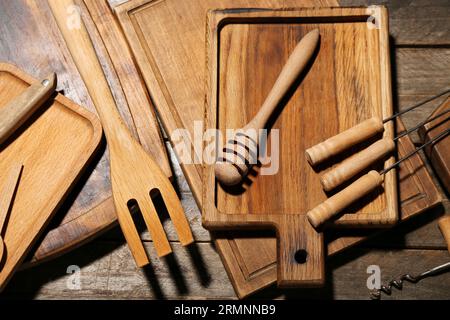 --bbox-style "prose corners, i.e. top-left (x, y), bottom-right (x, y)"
top-left (215, 29), bottom-right (320, 186)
